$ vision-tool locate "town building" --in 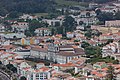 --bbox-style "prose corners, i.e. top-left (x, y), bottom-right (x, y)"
top-left (34, 28), bottom-right (51, 36)
top-left (42, 19), bottom-right (63, 26)
top-left (0, 24), bottom-right (5, 32)
top-left (30, 44), bottom-right (85, 64)
top-left (11, 22), bottom-right (29, 32)
top-left (105, 20), bottom-right (120, 27)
